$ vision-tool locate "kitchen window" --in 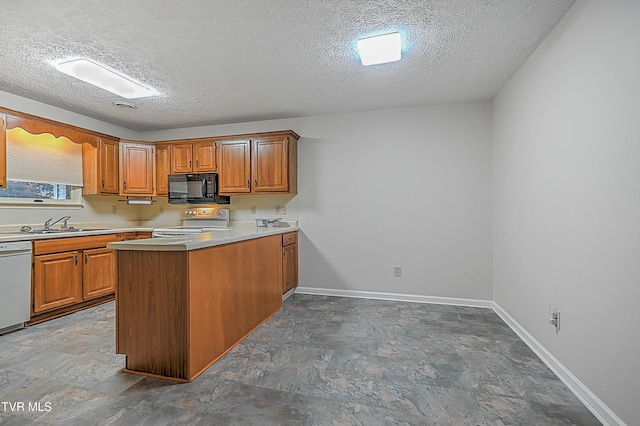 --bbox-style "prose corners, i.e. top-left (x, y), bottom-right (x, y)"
top-left (0, 181), bottom-right (75, 200)
top-left (0, 127), bottom-right (83, 206)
